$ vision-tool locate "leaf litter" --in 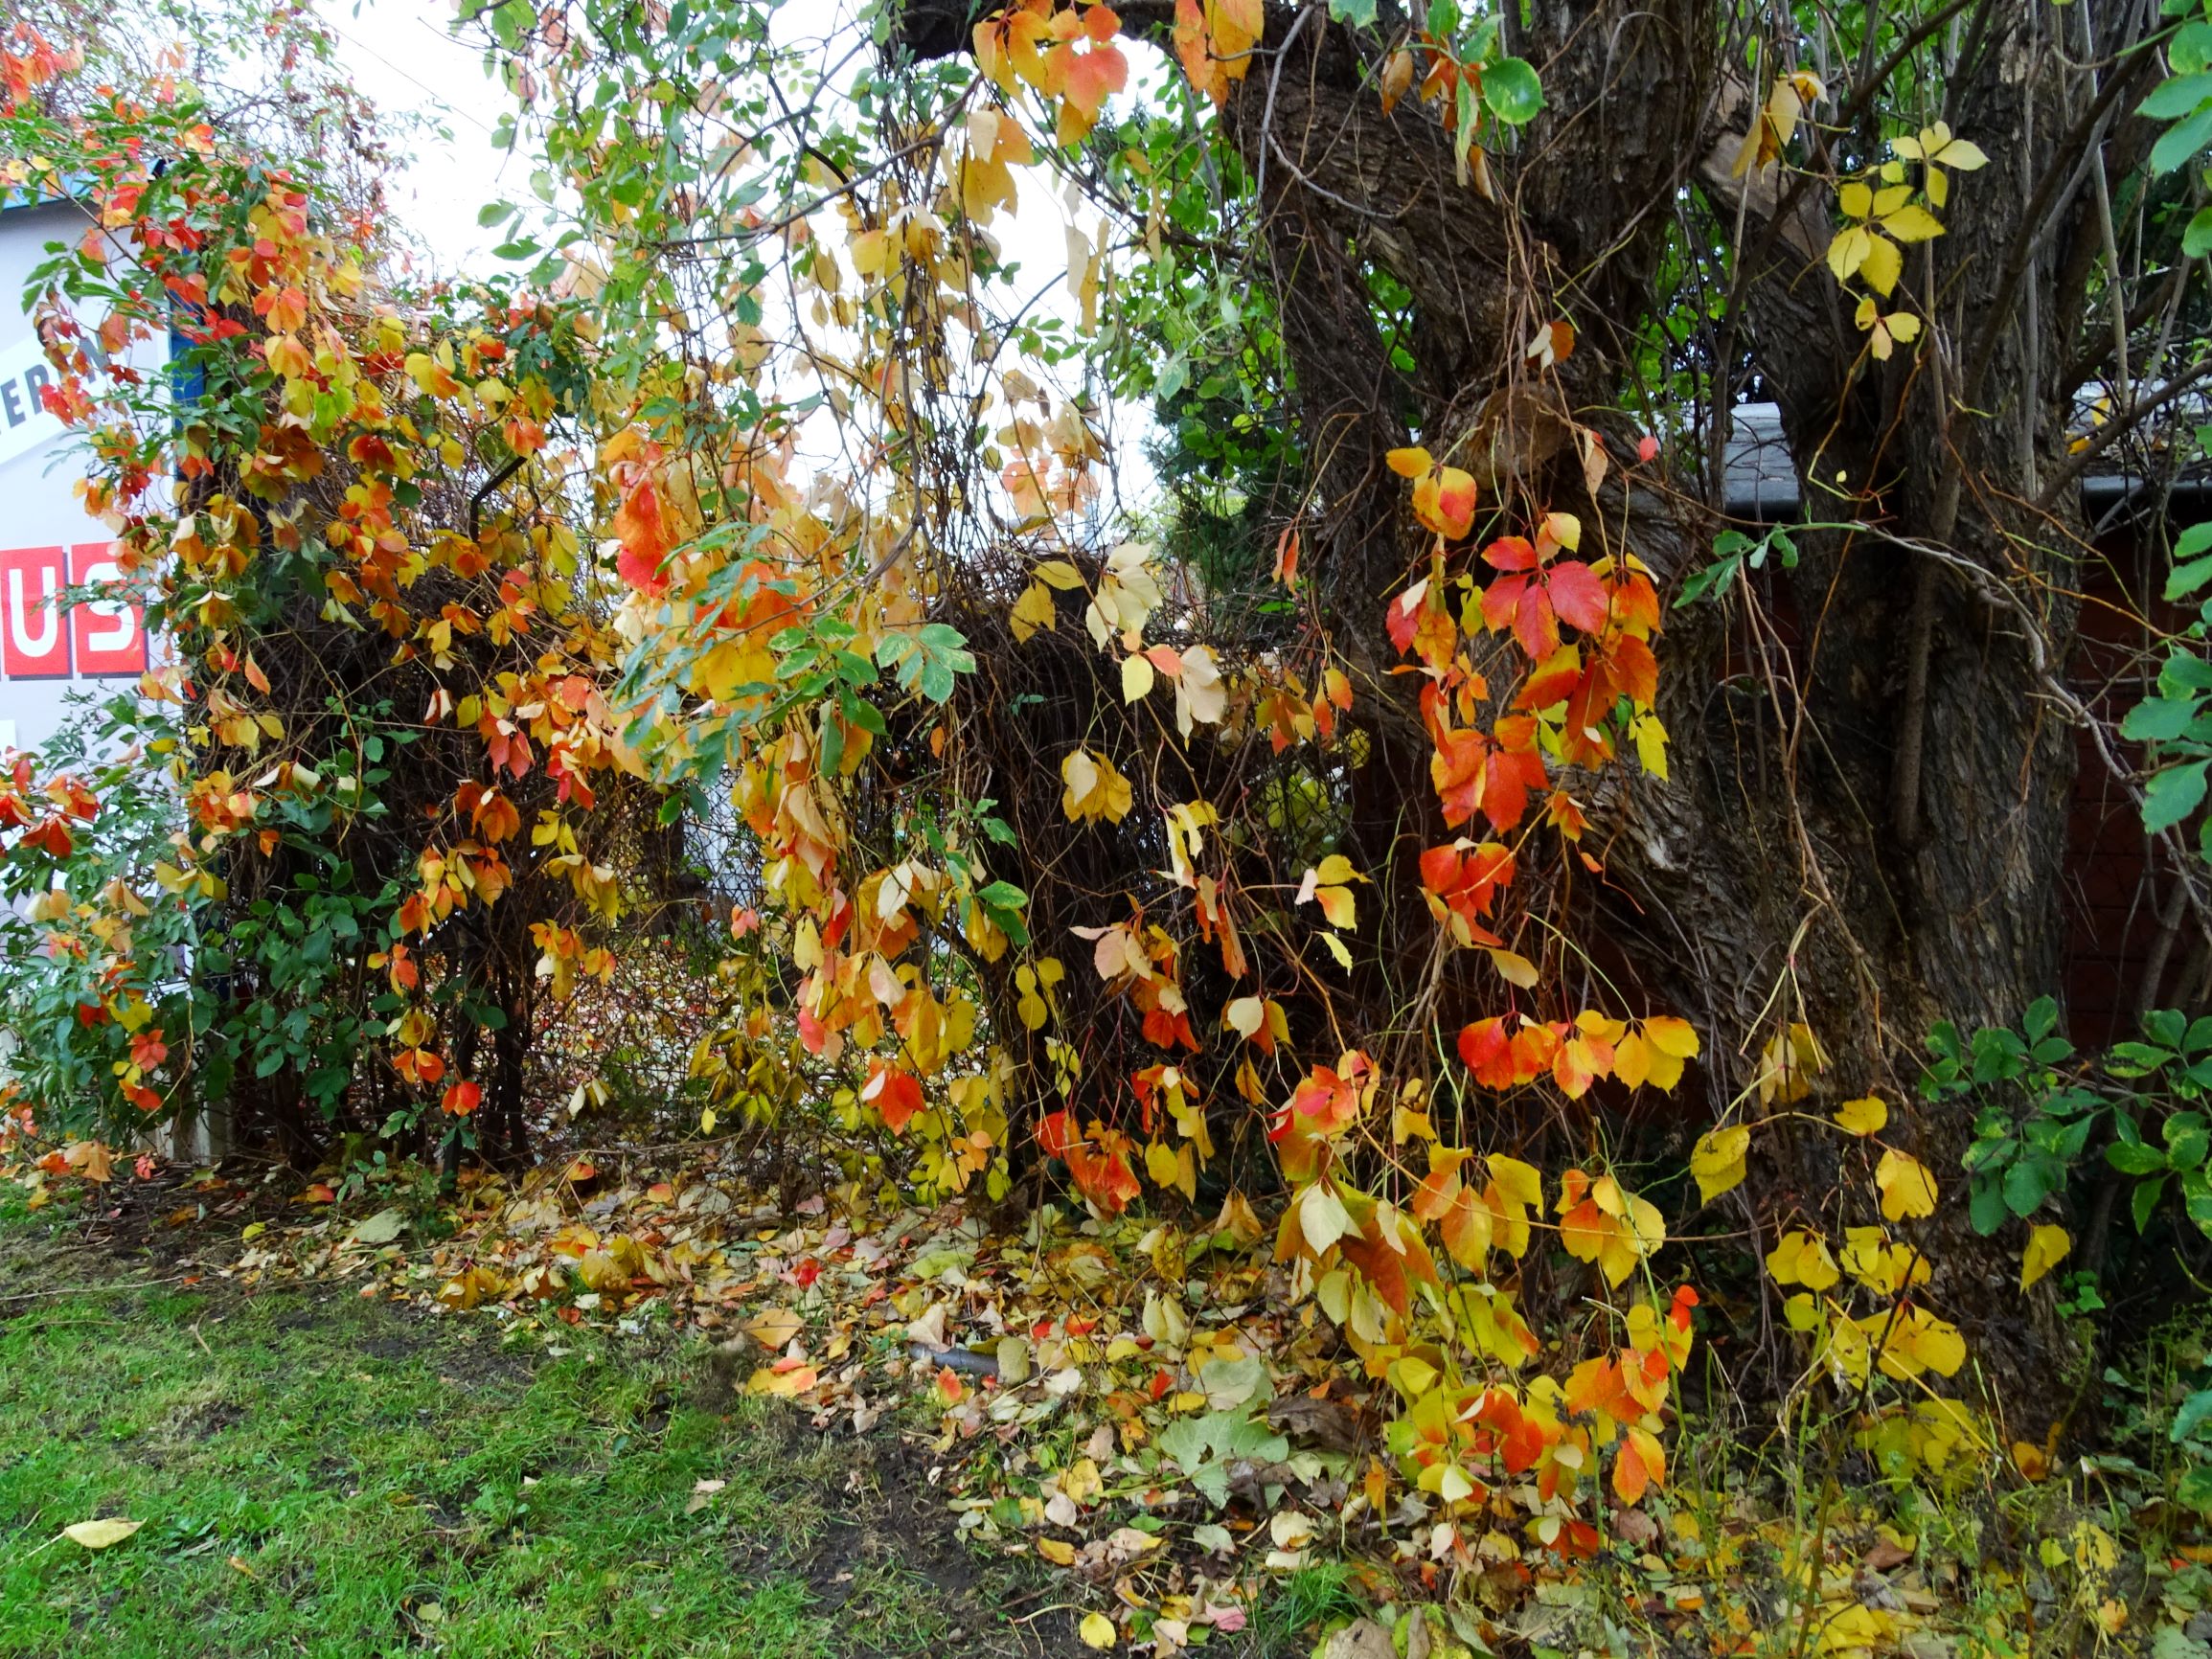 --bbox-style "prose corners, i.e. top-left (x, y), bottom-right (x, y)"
top-left (27, 1149), bottom-right (2201, 1657)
